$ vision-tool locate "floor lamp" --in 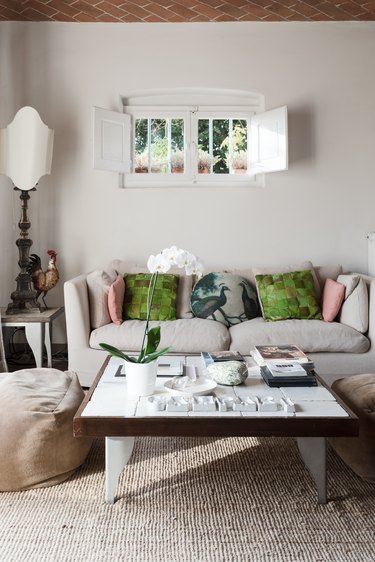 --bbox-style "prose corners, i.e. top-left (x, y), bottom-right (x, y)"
top-left (0, 107), bottom-right (54, 315)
